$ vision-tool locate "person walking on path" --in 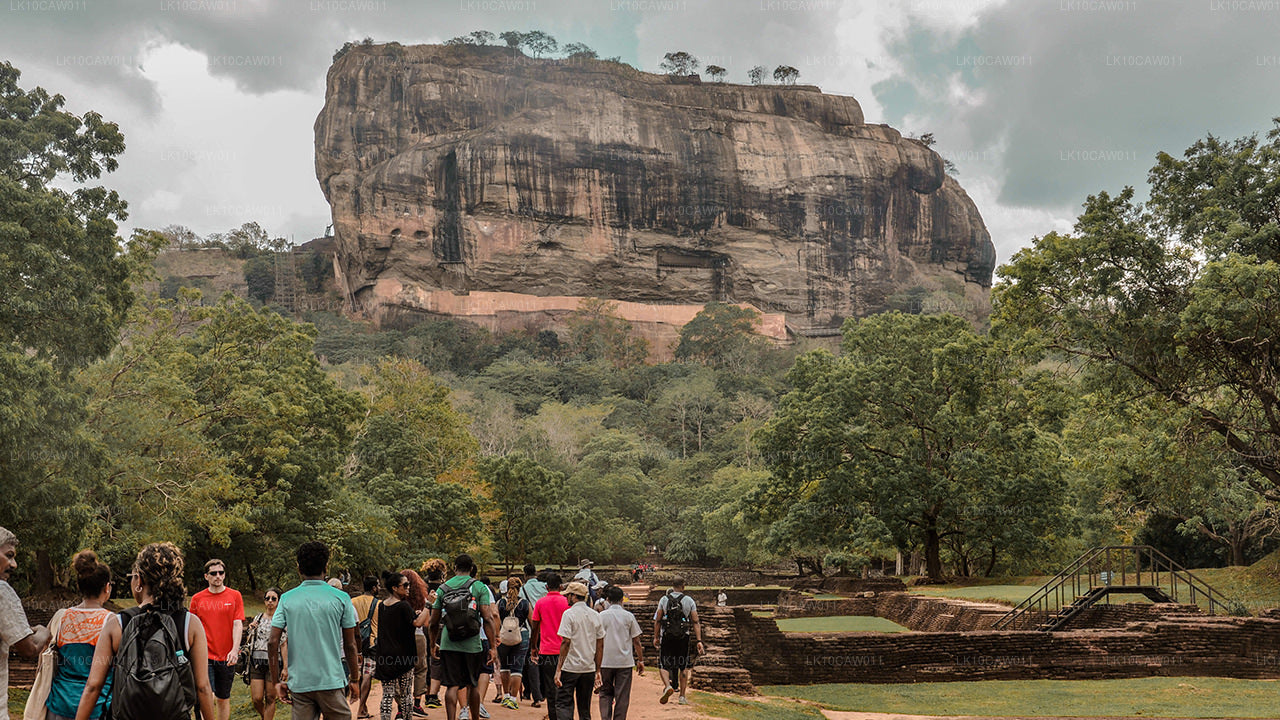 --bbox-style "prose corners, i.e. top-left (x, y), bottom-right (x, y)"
top-left (269, 541), bottom-right (360, 720)
top-left (596, 585), bottom-right (643, 720)
top-left (572, 561), bottom-right (603, 603)
top-left (401, 569), bottom-right (431, 718)
top-left (652, 577), bottom-right (702, 706)
top-left (374, 572), bottom-right (419, 720)
top-left (246, 589), bottom-right (287, 720)
top-left (420, 558), bottom-right (447, 710)
top-left (45, 550), bottom-right (112, 720)
top-left (0, 526), bottom-right (49, 720)
top-left (351, 576), bottom-right (381, 719)
top-left (495, 576), bottom-right (531, 710)
top-left (517, 565), bottom-right (547, 707)
top-left (427, 554), bottom-right (499, 720)
top-left (74, 542), bottom-right (217, 720)
top-left (553, 582), bottom-right (604, 720)
top-left (190, 558), bottom-right (244, 720)
top-left (530, 573), bottom-right (569, 720)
